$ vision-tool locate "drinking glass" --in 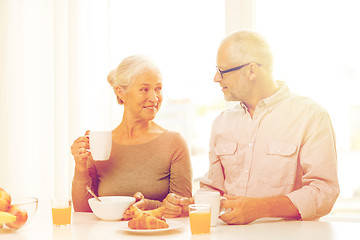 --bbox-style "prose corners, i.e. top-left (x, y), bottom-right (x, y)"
top-left (51, 199), bottom-right (71, 227)
top-left (189, 204), bottom-right (211, 235)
